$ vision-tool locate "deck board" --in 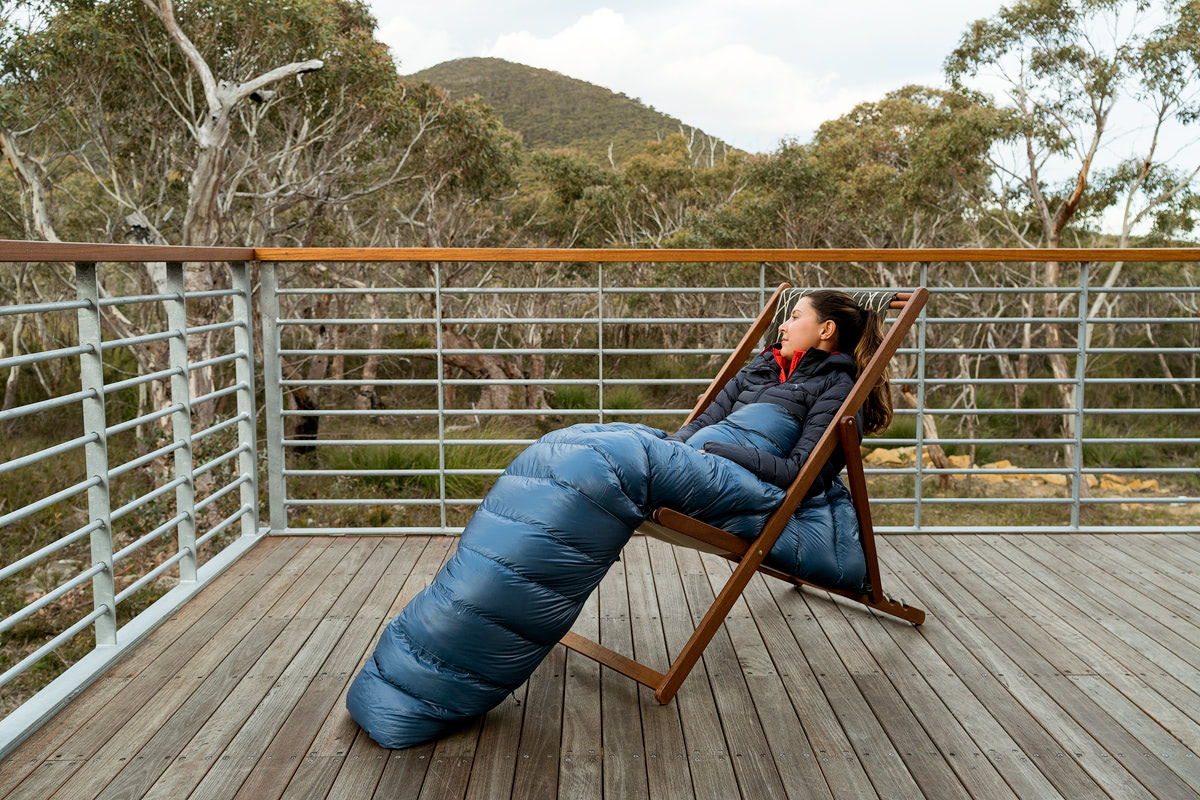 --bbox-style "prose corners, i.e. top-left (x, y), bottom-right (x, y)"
top-left (5, 532), bottom-right (1200, 800)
